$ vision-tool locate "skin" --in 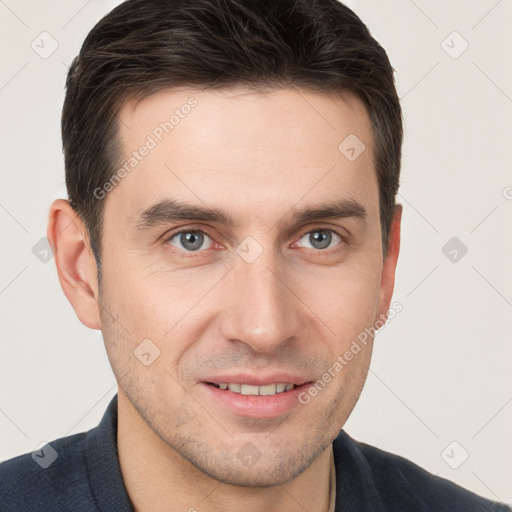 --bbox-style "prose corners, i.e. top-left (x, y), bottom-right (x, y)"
top-left (47, 86), bottom-right (401, 512)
